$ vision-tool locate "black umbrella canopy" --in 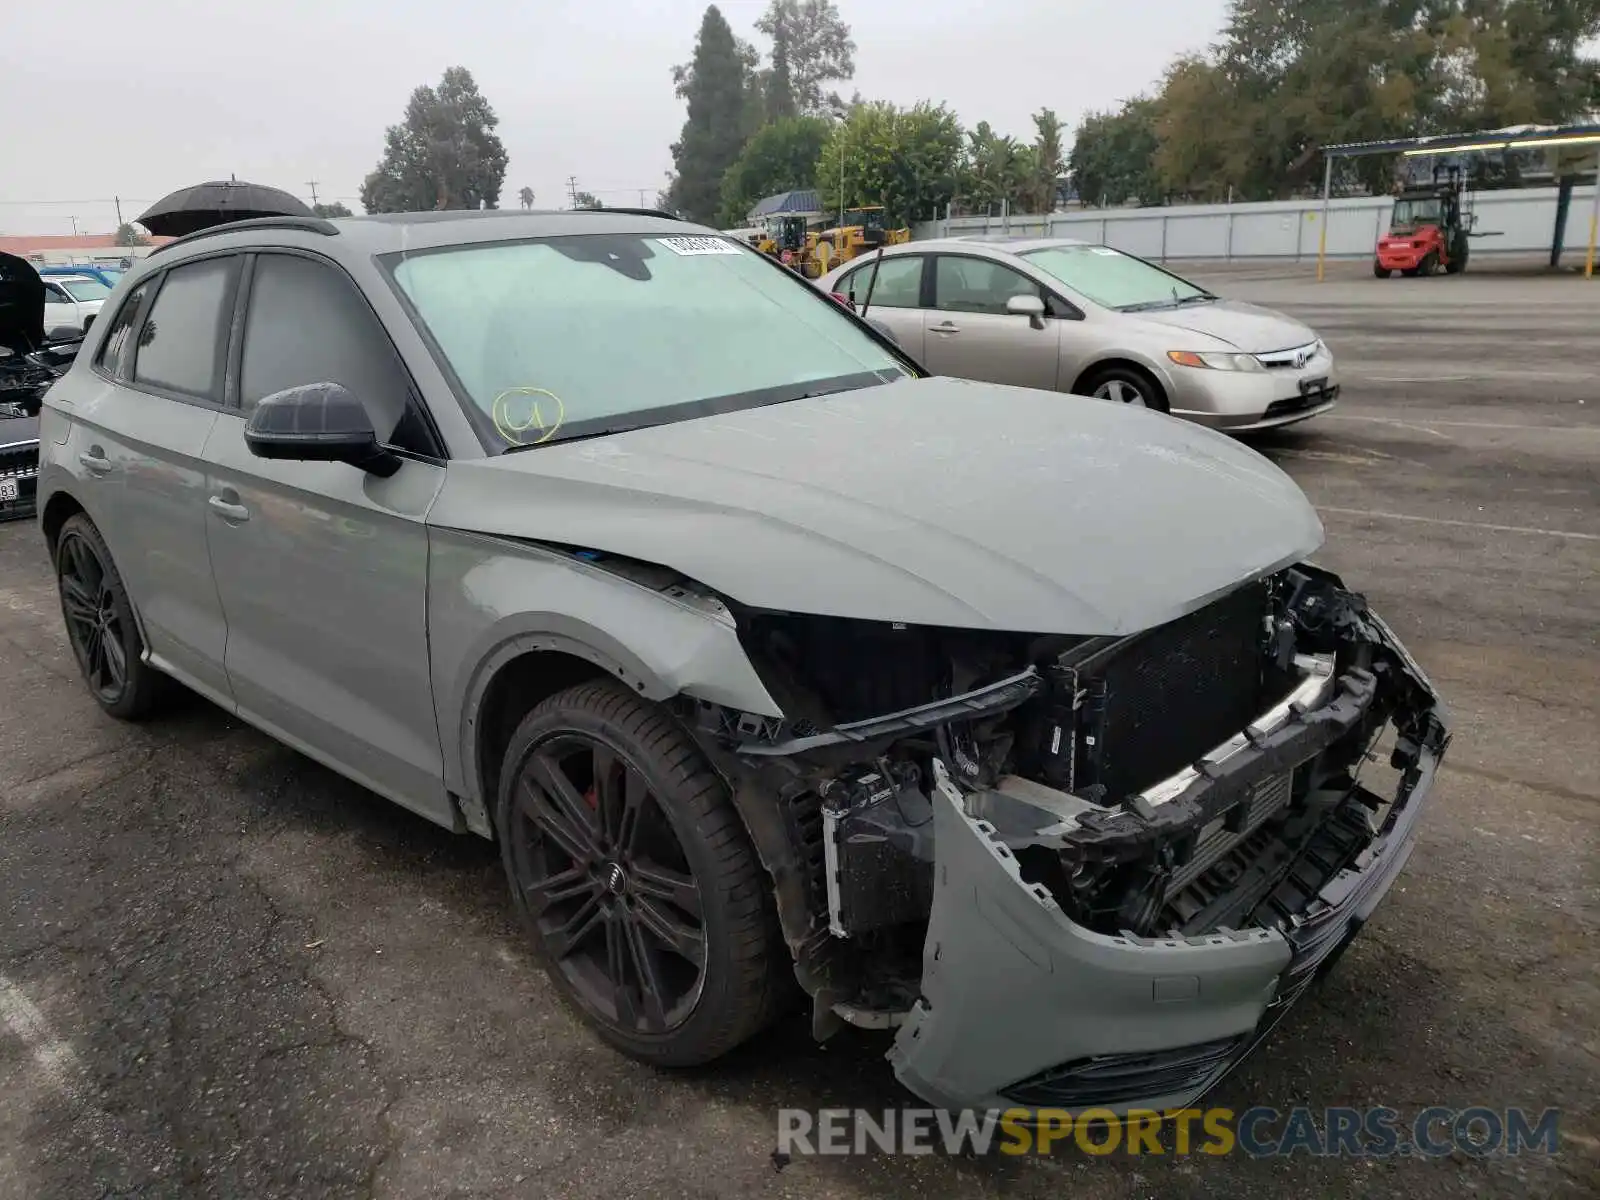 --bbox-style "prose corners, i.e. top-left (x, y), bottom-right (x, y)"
top-left (136, 180), bottom-right (315, 237)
